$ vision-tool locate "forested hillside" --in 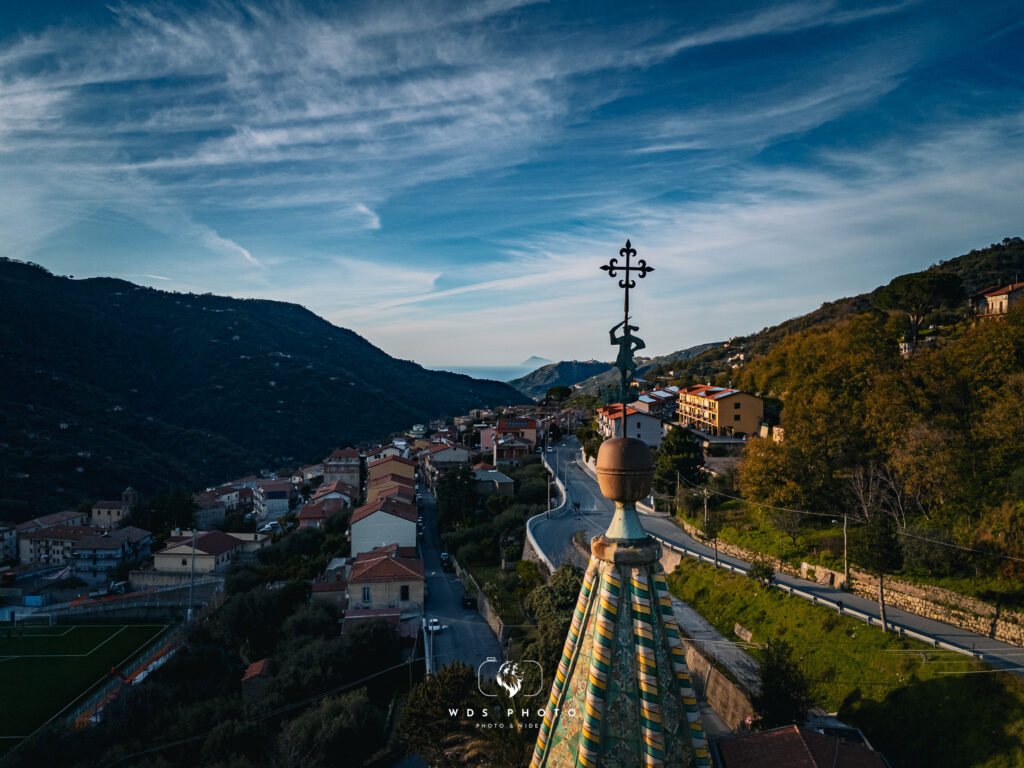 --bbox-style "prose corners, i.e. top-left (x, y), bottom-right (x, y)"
top-left (728, 237), bottom-right (1024, 576)
top-left (0, 260), bottom-right (529, 521)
